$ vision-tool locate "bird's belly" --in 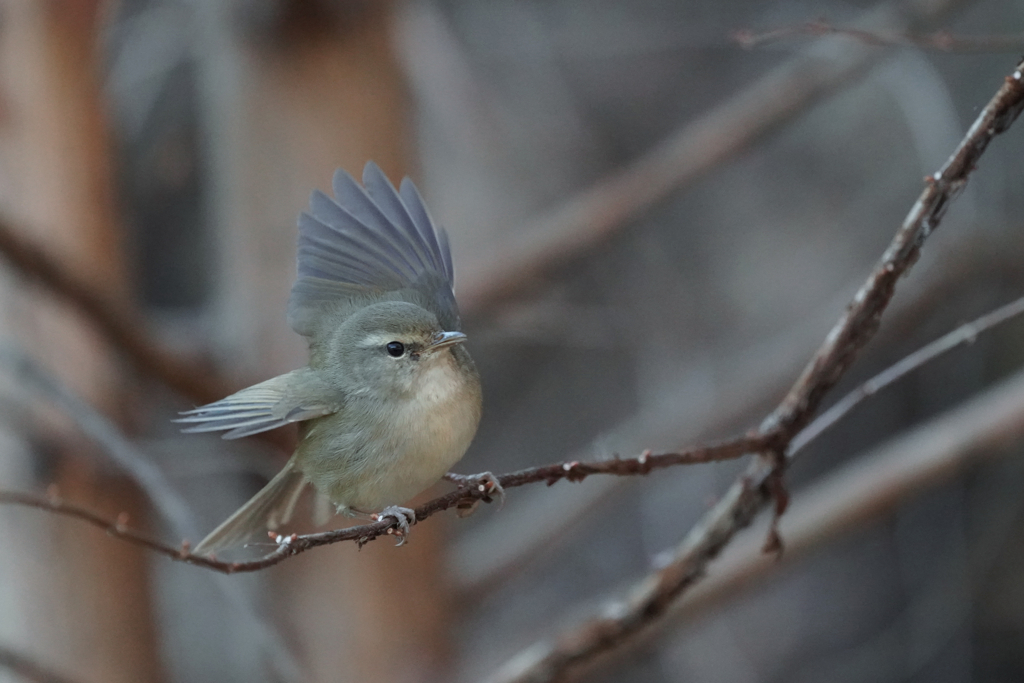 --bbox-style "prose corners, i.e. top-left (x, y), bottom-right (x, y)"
top-left (298, 365), bottom-right (480, 511)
